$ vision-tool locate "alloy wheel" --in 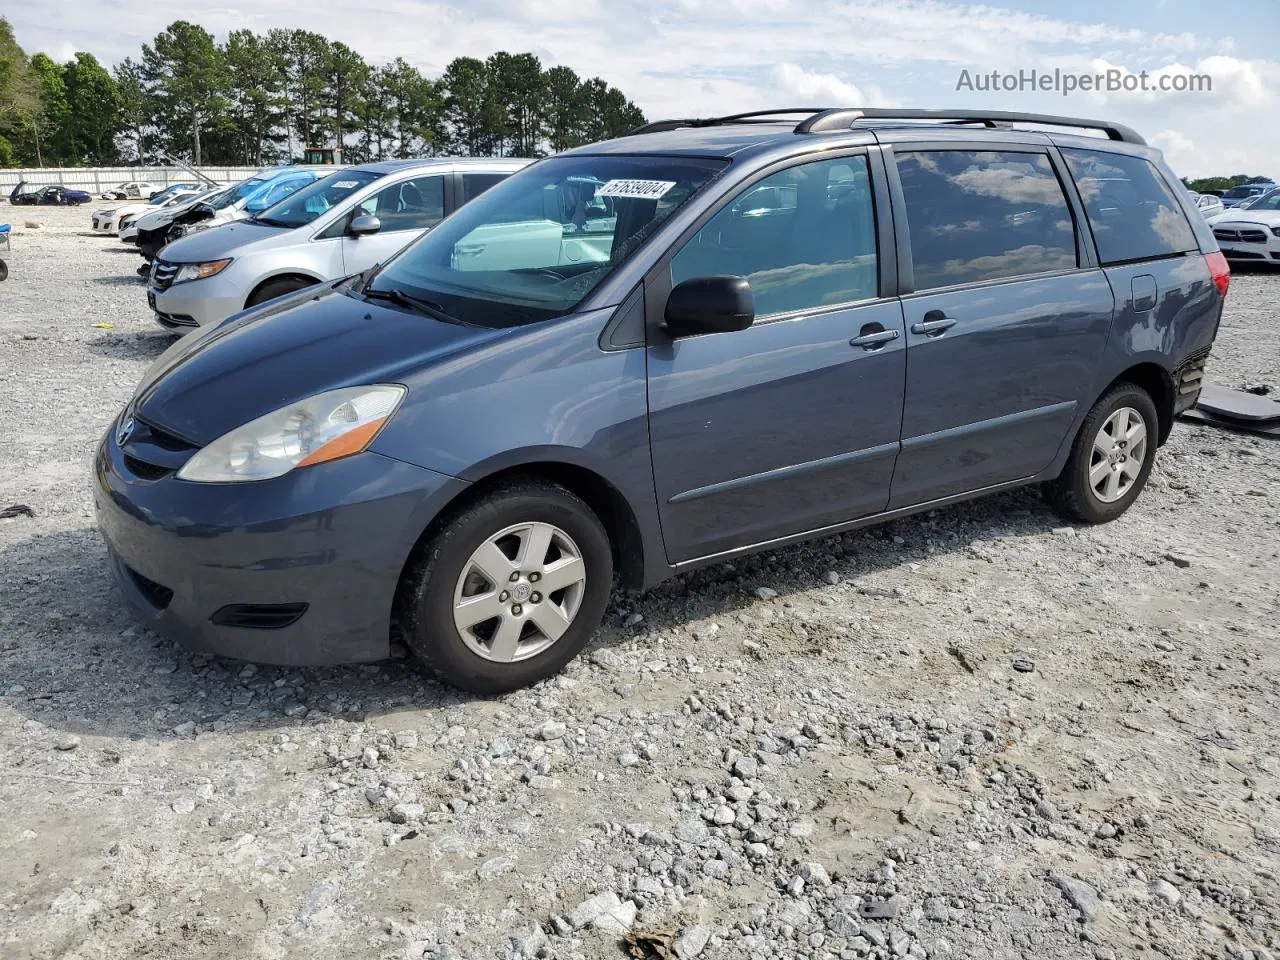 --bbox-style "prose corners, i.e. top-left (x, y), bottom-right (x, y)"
top-left (452, 521), bottom-right (587, 662)
top-left (1089, 406), bottom-right (1148, 503)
